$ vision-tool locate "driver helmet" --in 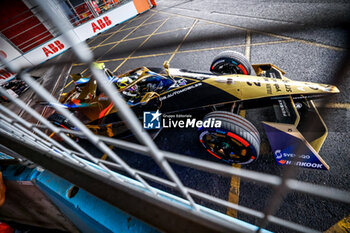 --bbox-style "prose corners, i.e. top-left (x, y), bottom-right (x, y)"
top-left (116, 77), bottom-right (132, 89)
